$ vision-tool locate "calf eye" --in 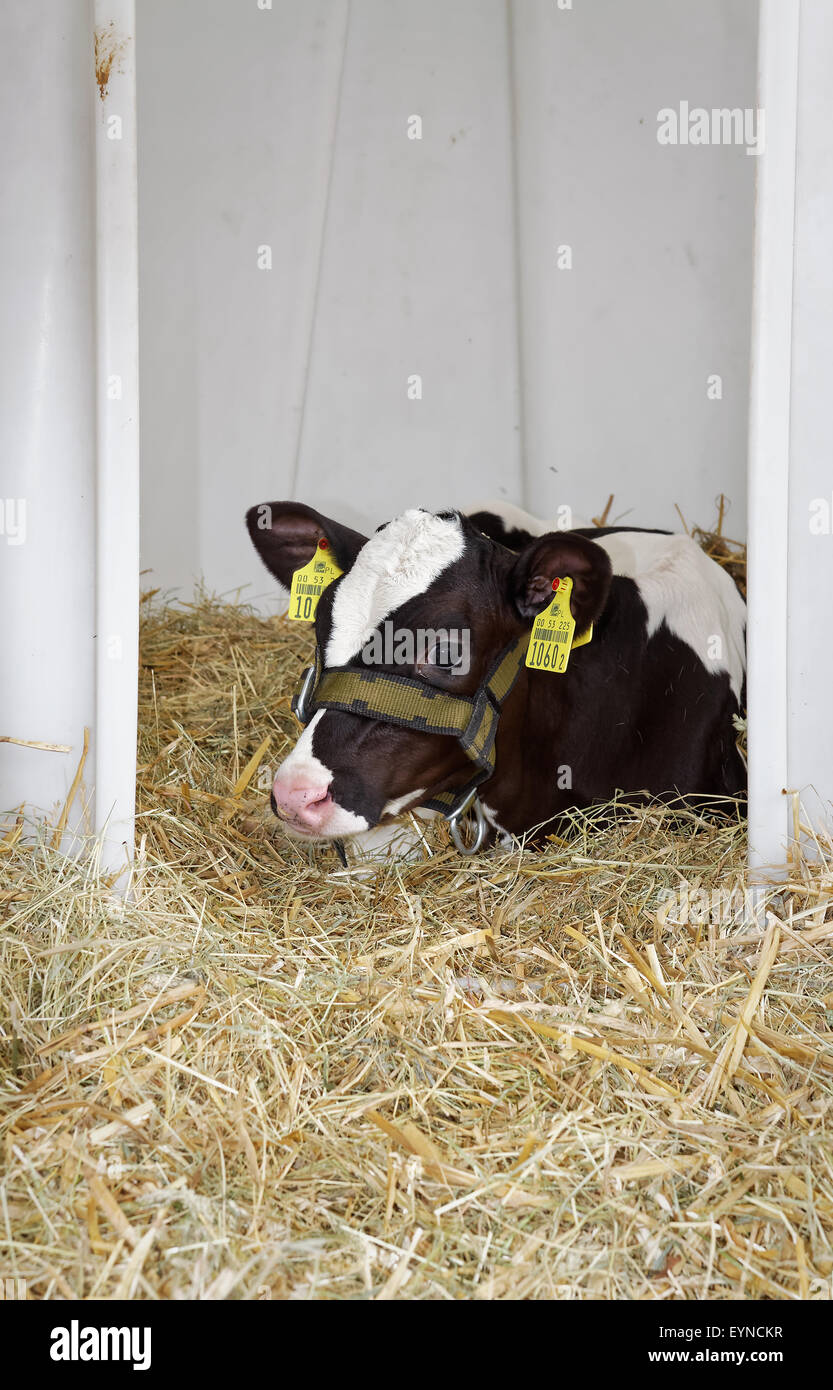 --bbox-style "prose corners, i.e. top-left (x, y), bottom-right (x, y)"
top-left (420, 639), bottom-right (468, 676)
